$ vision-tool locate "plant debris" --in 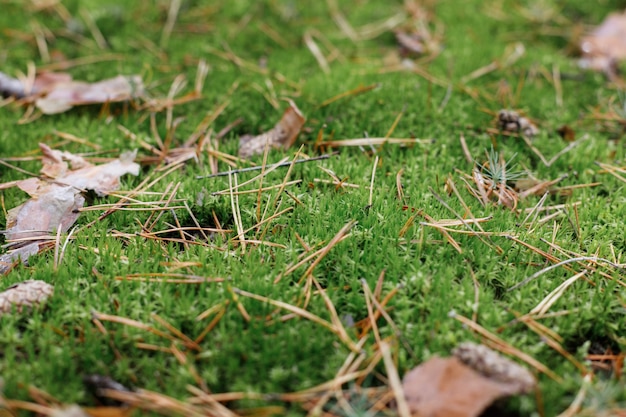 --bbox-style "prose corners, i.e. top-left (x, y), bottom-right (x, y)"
top-left (0, 71), bottom-right (144, 114)
top-left (453, 342), bottom-right (536, 393)
top-left (579, 11), bottom-right (626, 77)
top-left (465, 147), bottom-right (524, 210)
top-left (497, 109), bottom-right (539, 137)
top-left (83, 375), bottom-right (132, 406)
top-left (1, 144), bottom-right (139, 272)
top-left (395, 30), bottom-right (426, 56)
top-left (402, 343), bottom-right (535, 417)
top-left (0, 280), bottom-right (54, 315)
top-left (557, 124), bottom-right (576, 142)
top-left (238, 100), bottom-right (305, 158)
